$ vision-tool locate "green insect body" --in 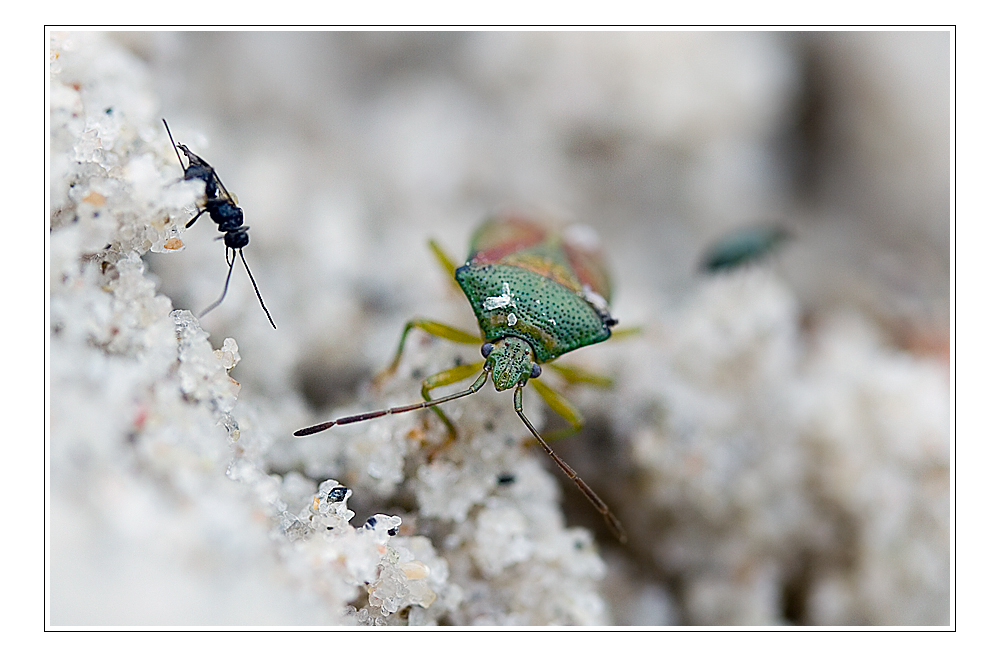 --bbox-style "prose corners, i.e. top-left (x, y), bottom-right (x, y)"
top-left (295, 213), bottom-right (626, 542)
top-left (456, 264), bottom-right (613, 363)
top-left (699, 224), bottom-right (791, 272)
top-left (454, 217), bottom-right (616, 394)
